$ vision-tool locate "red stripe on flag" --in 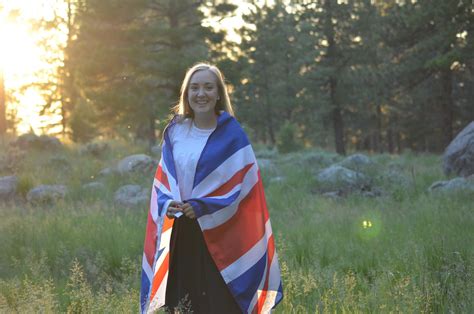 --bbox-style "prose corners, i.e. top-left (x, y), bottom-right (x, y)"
top-left (205, 163), bottom-right (254, 197)
top-left (255, 235), bottom-right (276, 313)
top-left (203, 174), bottom-right (270, 271)
top-left (162, 216), bottom-right (174, 233)
top-left (144, 211), bottom-right (157, 266)
top-left (155, 165), bottom-right (170, 191)
top-left (150, 251), bottom-right (169, 301)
